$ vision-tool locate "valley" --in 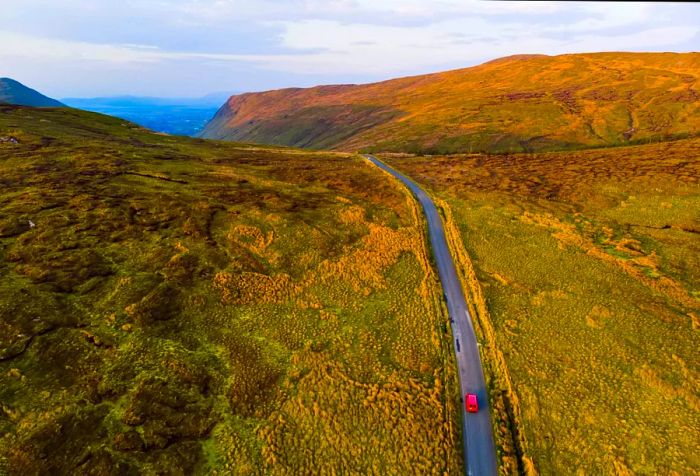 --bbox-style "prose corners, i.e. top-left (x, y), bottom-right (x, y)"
top-left (1, 47), bottom-right (698, 476)
top-left (62, 96), bottom-right (233, 137)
